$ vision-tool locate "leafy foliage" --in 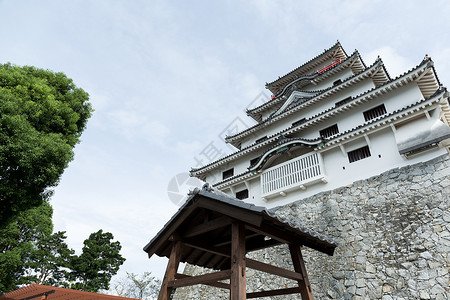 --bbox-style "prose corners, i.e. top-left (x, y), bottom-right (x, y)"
top-left (0, 204), bottom-right (125, 294)
top-left (24, 231), bottom-right (74, 286)
top-left (0, 201), bottom-right (54, 292)
top-left (112, 272), bottom-right (161, 299)
top-left (0, 63), bottom-right (126, 295)
top-left (69, 230), bottom-right (126, 293)
top-left (0, 63), bottom-right (92, 225)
